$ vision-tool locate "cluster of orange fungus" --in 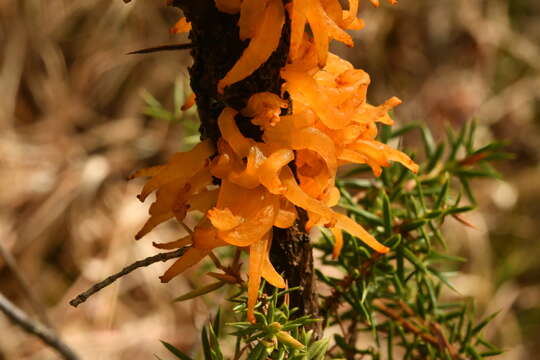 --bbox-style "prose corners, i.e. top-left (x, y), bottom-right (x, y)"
top-left (135, 0), bottom-right (414, 323)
